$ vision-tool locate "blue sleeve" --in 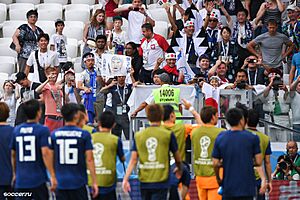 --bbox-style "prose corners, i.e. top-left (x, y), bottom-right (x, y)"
top-left (212, 135), bottom-right (221, 159)
top-left (169, 133), bottom-right (178, 154)
top-left (292, 54), bottom-right (296, 67)
top-left (265, 141), bottom-right (272, 155)
top-left (131, 139), bottom-right (137, 151)
top-left (10, 132), bottom-right (16, 150)
top-left (253, 135), bottom-right (261, 155)
top-left (49, 133), bottom-right (55, 150)
top-left (92, 128), bottom-right (97, 133)
top-left (84, 131), bottom-right (93, 151)
top-left (40, 127), bottom-right (51, 148)
top-left (117, 138), bottom-right (125, 161)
